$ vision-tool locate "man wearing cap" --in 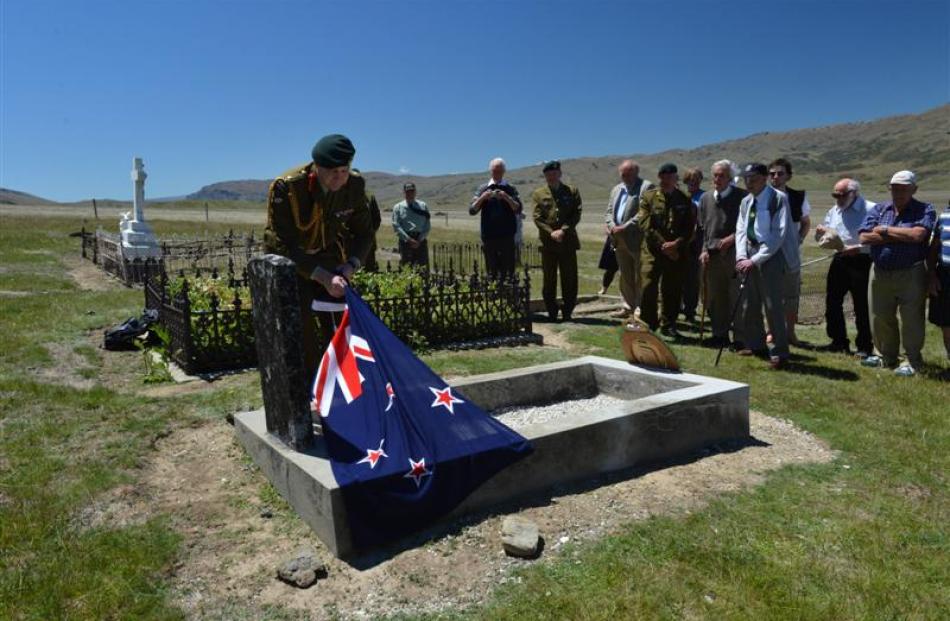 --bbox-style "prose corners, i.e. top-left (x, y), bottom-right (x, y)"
top-left (469, 158), bottom-right (522, 279)
top-left (636, 163), bottom-right (696, 336)
top-left (264, 133), bottom-right (373, 378)
top-left (814, 178), bottom-right (875, 357)
top-left (605, 160), bottom-right (654, 318)
top-left (858, 170), bottom-right (936, 376)
top-left (699, 160), bottom-right (747, 348)
top-left (735, 163), bottom-right (800, 369)
top-left (531, 160), bottom-right (582, 321)
top-left (768, 158), bottom-right (810, 346)
top-left (392, 182), bottom-right (431, 267)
